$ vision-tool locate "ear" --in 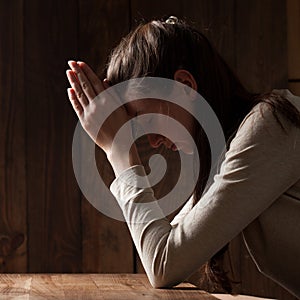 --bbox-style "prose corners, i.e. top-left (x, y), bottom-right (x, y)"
top-left (174, 69), bottom-right (197, 91)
